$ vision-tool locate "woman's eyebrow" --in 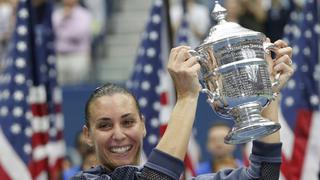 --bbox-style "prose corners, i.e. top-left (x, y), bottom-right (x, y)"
top-left (96, 117), bottom-right (112, 122)
top-left (121, 113), bottom-right (132, 118)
